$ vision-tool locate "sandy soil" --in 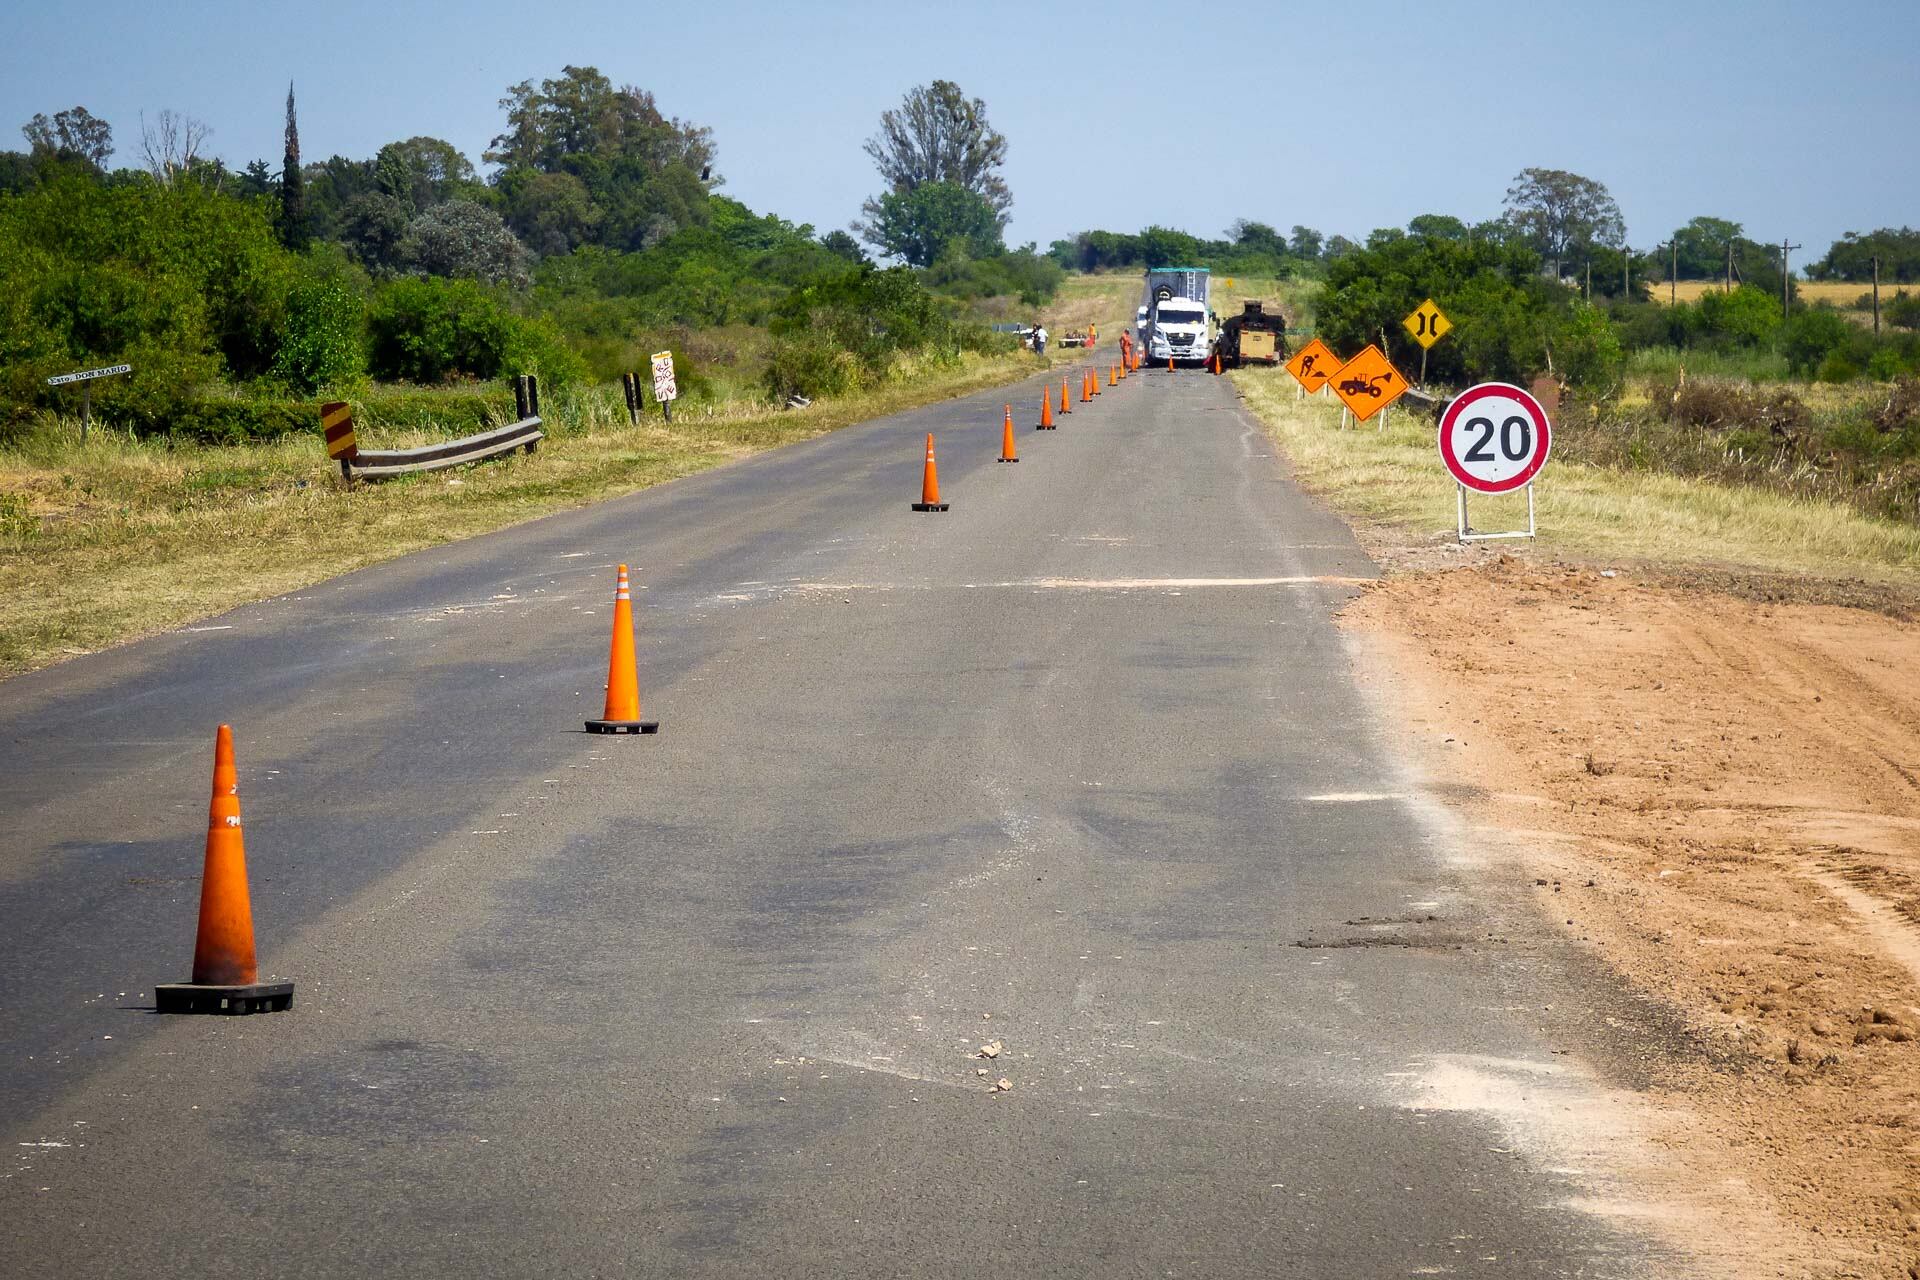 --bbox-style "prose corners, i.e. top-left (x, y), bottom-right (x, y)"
top-left (1344, 556), bottom-right (1920, 1278)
